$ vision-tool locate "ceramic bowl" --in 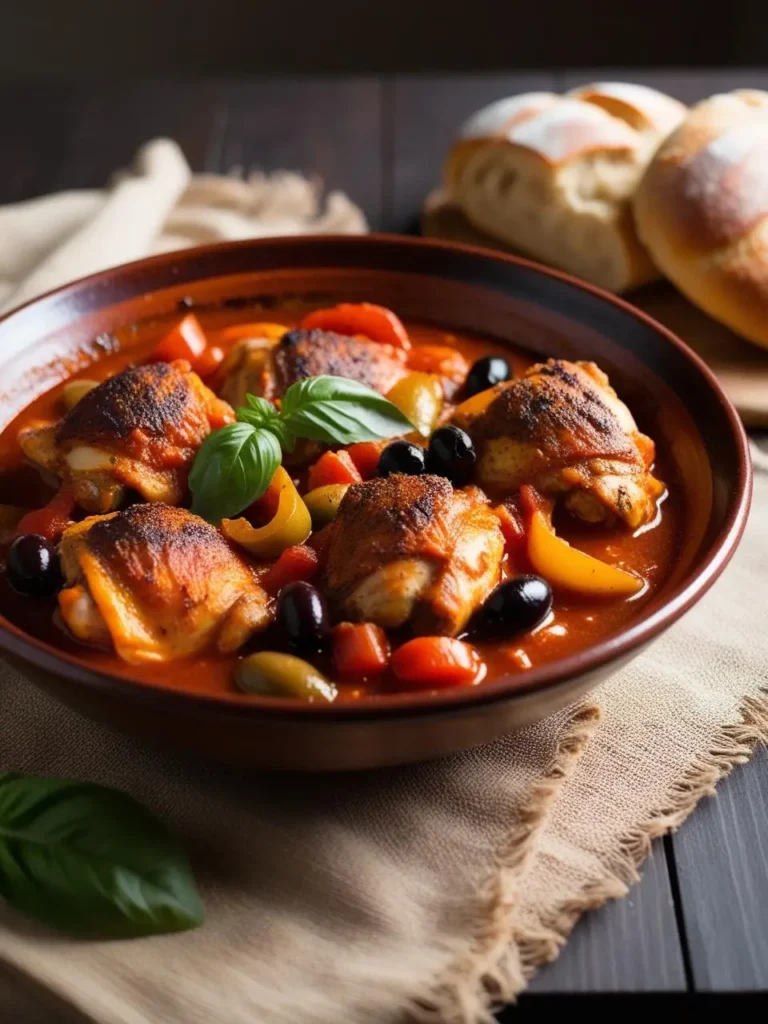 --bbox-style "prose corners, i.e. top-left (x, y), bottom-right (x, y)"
top-left (0, 236), bottom-right (752, 769)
